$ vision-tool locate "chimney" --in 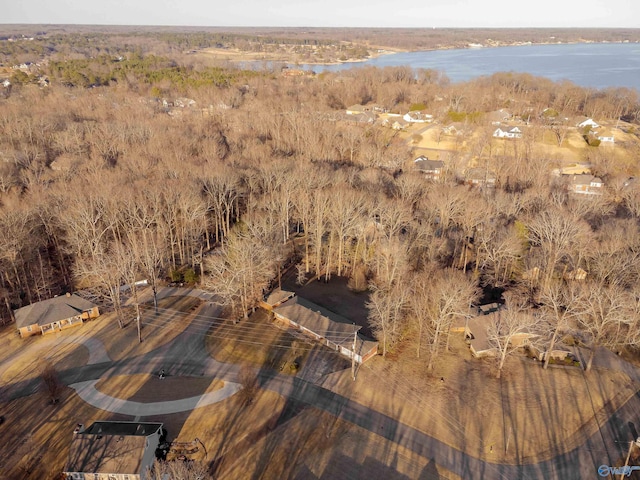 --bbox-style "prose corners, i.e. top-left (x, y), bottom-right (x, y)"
top-left (65, 292), bottom-right (71, 297)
